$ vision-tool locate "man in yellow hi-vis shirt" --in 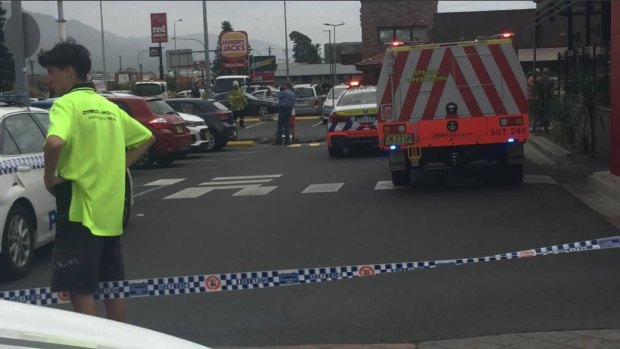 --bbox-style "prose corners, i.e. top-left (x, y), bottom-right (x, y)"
top-left (39, 39), bottom-right (155, 321)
